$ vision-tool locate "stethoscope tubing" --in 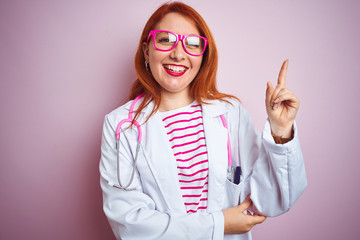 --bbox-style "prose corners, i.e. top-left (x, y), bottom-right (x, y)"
top-left (114, 94), bottom-right (234, 190)
top-left (114, 94), bottom-right (144, 190)
top-left (115, 142), bottom-right (140, 190)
